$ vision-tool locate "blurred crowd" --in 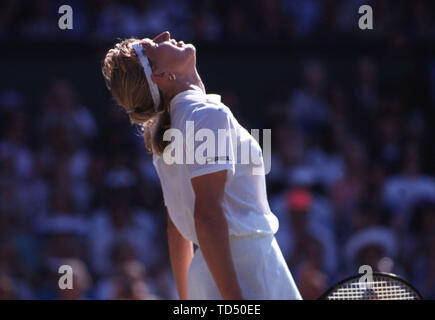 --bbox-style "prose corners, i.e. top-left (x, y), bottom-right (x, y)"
top-left (0, 77), bottom-right (176, 299)
top-left (266, 57), bottom-right (435, 299)
top-left (1, 0), bottom-right (435, 300)
top-left (0, 0), bottom-right (434, 42)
